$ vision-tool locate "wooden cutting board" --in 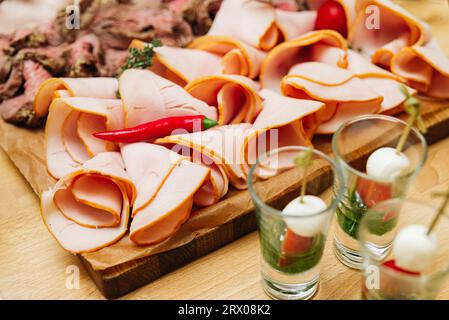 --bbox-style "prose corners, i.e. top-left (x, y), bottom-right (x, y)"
top-left (78, 100), bottom-right (449, 299)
